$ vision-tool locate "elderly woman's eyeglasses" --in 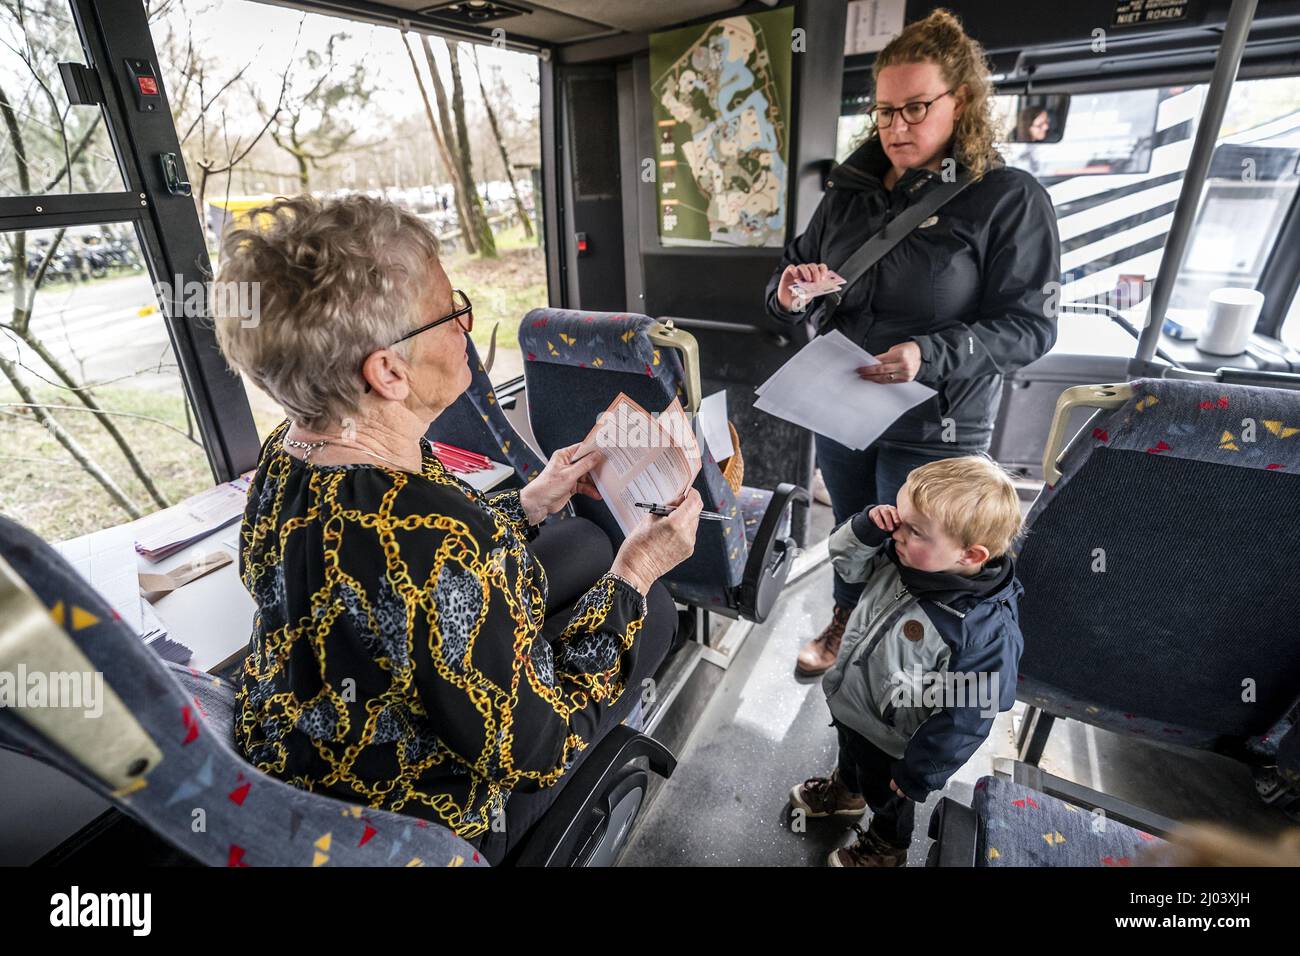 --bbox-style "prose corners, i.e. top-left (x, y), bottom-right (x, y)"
top-left (392, 289), bottom-right (474, 344)
top-left (869, 90), bottom-right (955, 129)
top-left (362, 290), bottom-right (473, 392)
